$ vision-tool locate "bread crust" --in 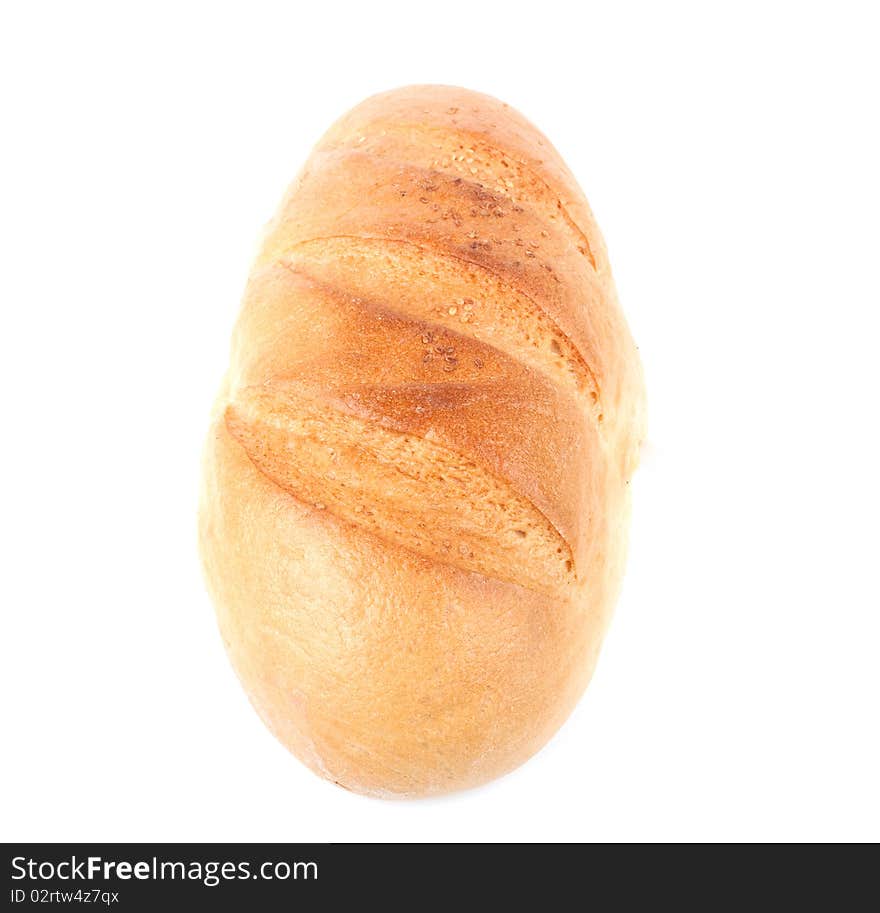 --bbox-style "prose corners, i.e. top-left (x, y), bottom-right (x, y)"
top-left (199, 85), bottom-right (645, 796)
